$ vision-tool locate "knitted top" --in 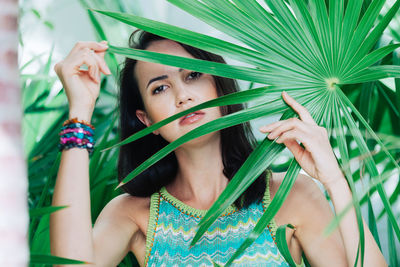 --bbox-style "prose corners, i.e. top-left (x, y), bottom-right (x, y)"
top-left (144, 170), bottom-right (304, 266)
